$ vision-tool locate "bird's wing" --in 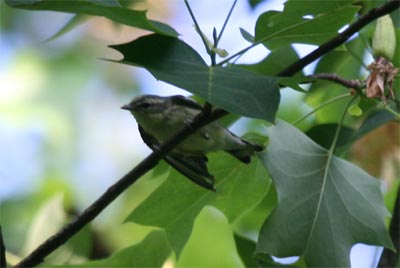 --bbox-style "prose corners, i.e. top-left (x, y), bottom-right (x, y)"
top-left (170, 95), bottom-right (203, 110)
top-left (138, 125), bottom-right (215, 191)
